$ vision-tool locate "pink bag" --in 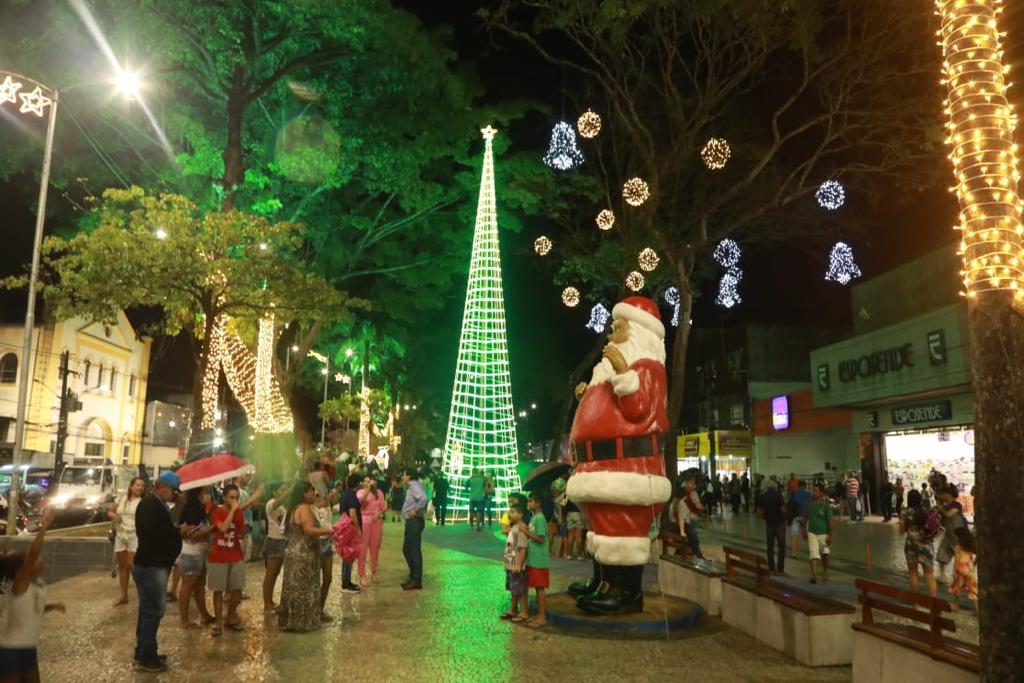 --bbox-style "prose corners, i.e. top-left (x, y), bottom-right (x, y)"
top-left (332, 515), bottom-right (361, 563)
